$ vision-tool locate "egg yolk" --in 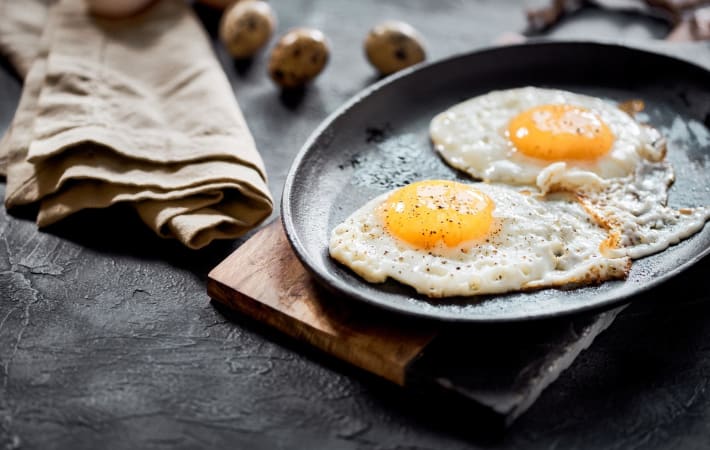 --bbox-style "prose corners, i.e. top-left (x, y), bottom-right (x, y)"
top-left (381, 180), bottom-right (494, 249)
top-left (508, 104), bottom-right (614, 161)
